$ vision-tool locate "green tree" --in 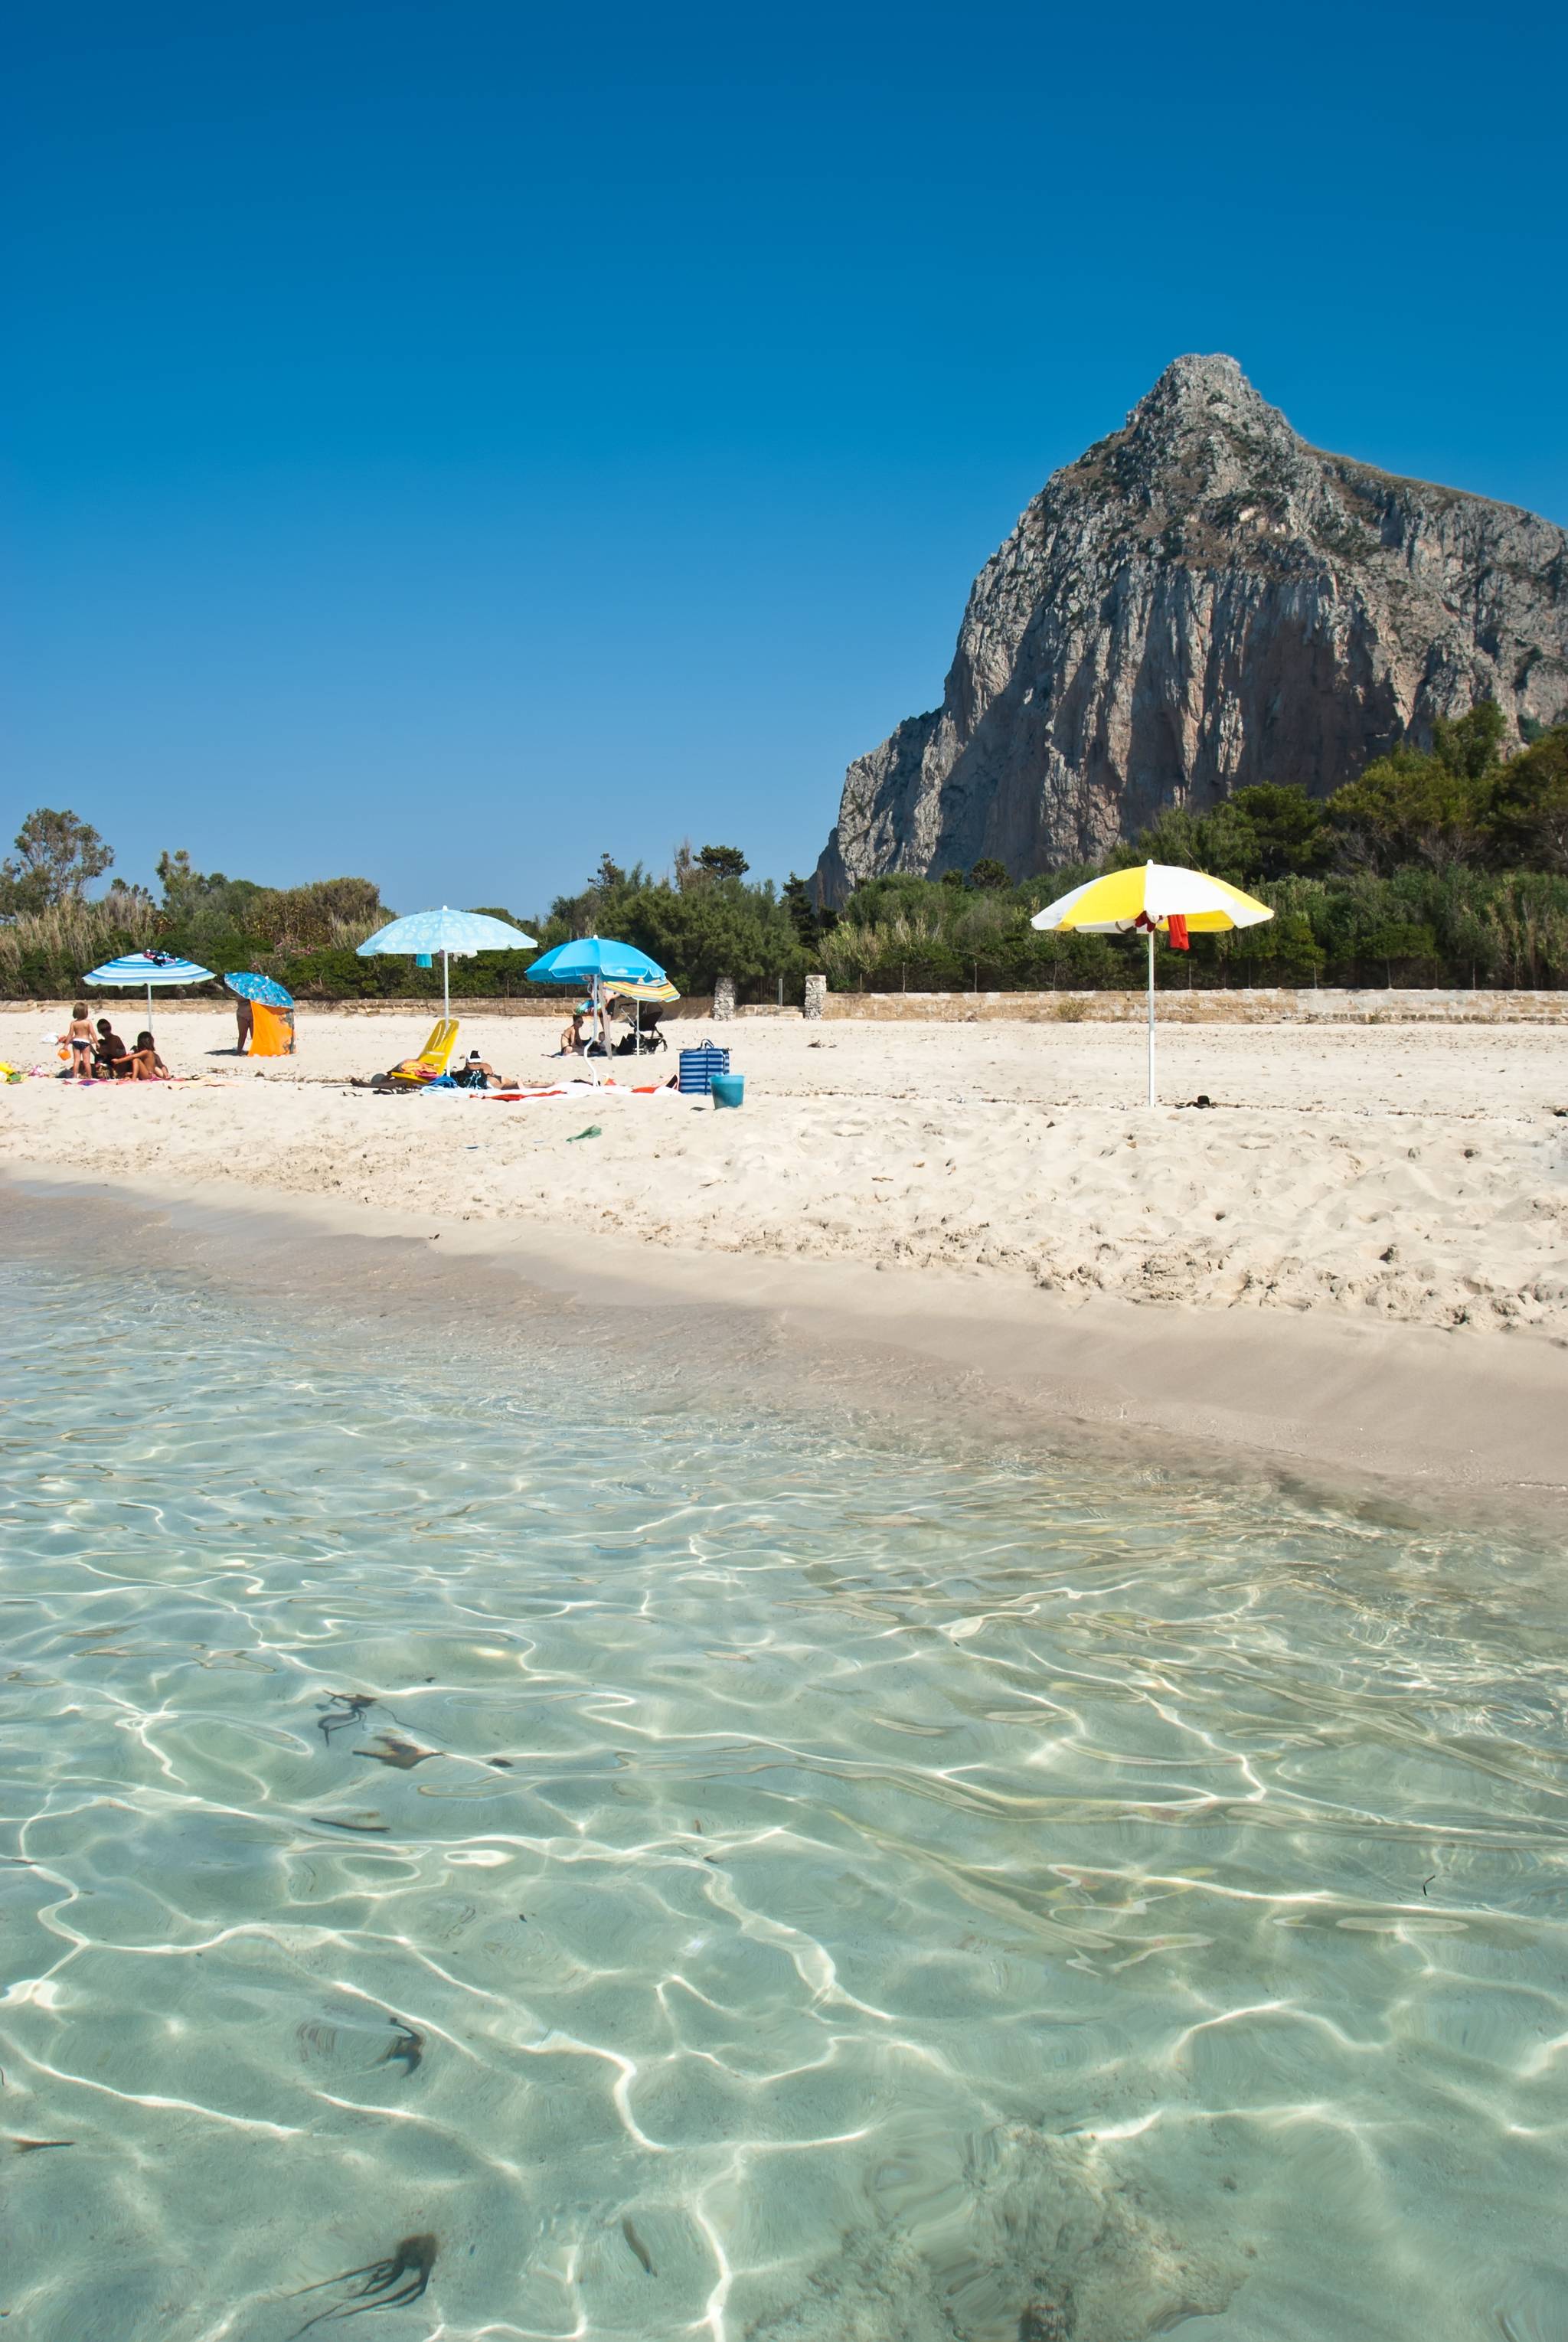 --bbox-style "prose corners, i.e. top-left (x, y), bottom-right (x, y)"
top-left (1326, 746), bottom-right (1490, 872)
top-left (782, 873), bottom-right (833, 952)
top-left (1488, 726), bottom-right (1568, 872)
top-left (1363, 917), bottom-right (1441, 985)
top-left (1, 807), bottom-right (114, 913)
top-left (1224, 783), bottom-right (1331, 877)
top-left (249, 877), bottom-right (383, 948)
top-left (1132, 786), bottom-right (1329, 884)
top-left (156, 847), bottom-right (198, 904)
top-left (155, 848), bottom-right (264, 924)
top-left (695, 843), bottom-right (749, 880)
top-left (969, 857), bottom-right (1011, 890)
top-left (1432, 698), bottom-right (1506, 782)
